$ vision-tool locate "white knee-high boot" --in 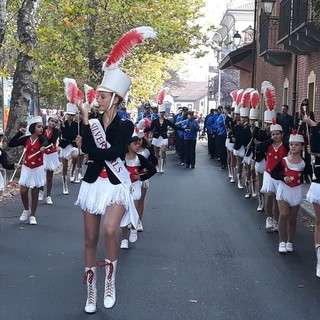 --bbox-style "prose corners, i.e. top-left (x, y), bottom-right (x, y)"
top-left (159, 159), bottom-right (165, 173)
top-left (237, 173), bottom-right (243, 189)
top-left (62, 176), bottom-right (68, 195)
top-left (316, 246), bottom-right (320, 278)
top-left (83, 267), bottom-right (97, 314)
top-left (104, 259), bottom-right (117, 309)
